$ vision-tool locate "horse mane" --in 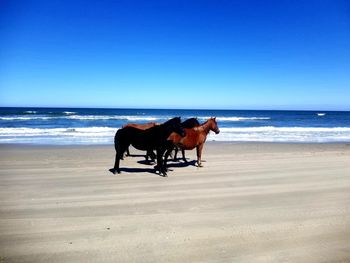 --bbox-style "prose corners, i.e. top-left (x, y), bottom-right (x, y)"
top-left (181, 117), bottom-right (200, 128)
top-left (163, 117), bottom-right (181, 126)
